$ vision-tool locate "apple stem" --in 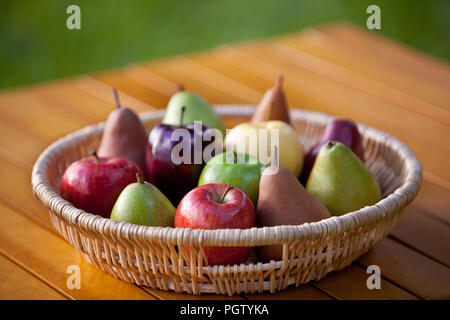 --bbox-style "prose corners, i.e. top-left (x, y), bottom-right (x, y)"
top-left (272, 145), bottom-right (279, 168)
top-left (177, 83), bottom-right (185, 92)
top-left (136, 172), bottom-right (146, 184)
top-left (219, 185), bottom-right (233, 204)
top-left (327, 141), bottom-right (336, 149)
top-left (91, 151), bottom-right (100, 164)
top-left (180, 106), bottom-right (186, 126)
